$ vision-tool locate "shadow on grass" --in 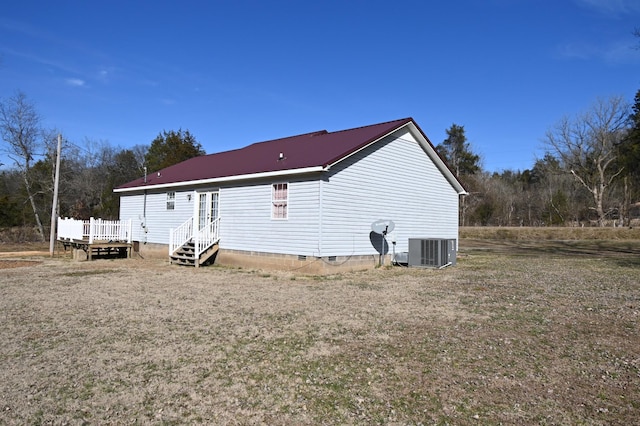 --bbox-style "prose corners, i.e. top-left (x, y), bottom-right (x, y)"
top-left (461, 239), bottom-right (640, 267)
top-left (611, 257), bottom-right (640, 268)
